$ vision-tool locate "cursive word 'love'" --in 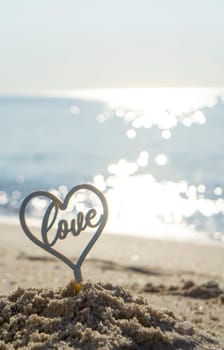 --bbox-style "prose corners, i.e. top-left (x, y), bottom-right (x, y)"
top-left (19, 184), bottom-right (108, 283)
top-left (41, 203), bottom-right (103, 246)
